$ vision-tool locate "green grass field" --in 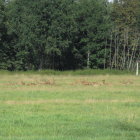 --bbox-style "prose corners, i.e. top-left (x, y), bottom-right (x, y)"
top-left (0, 72), bottom-right (140, 140)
